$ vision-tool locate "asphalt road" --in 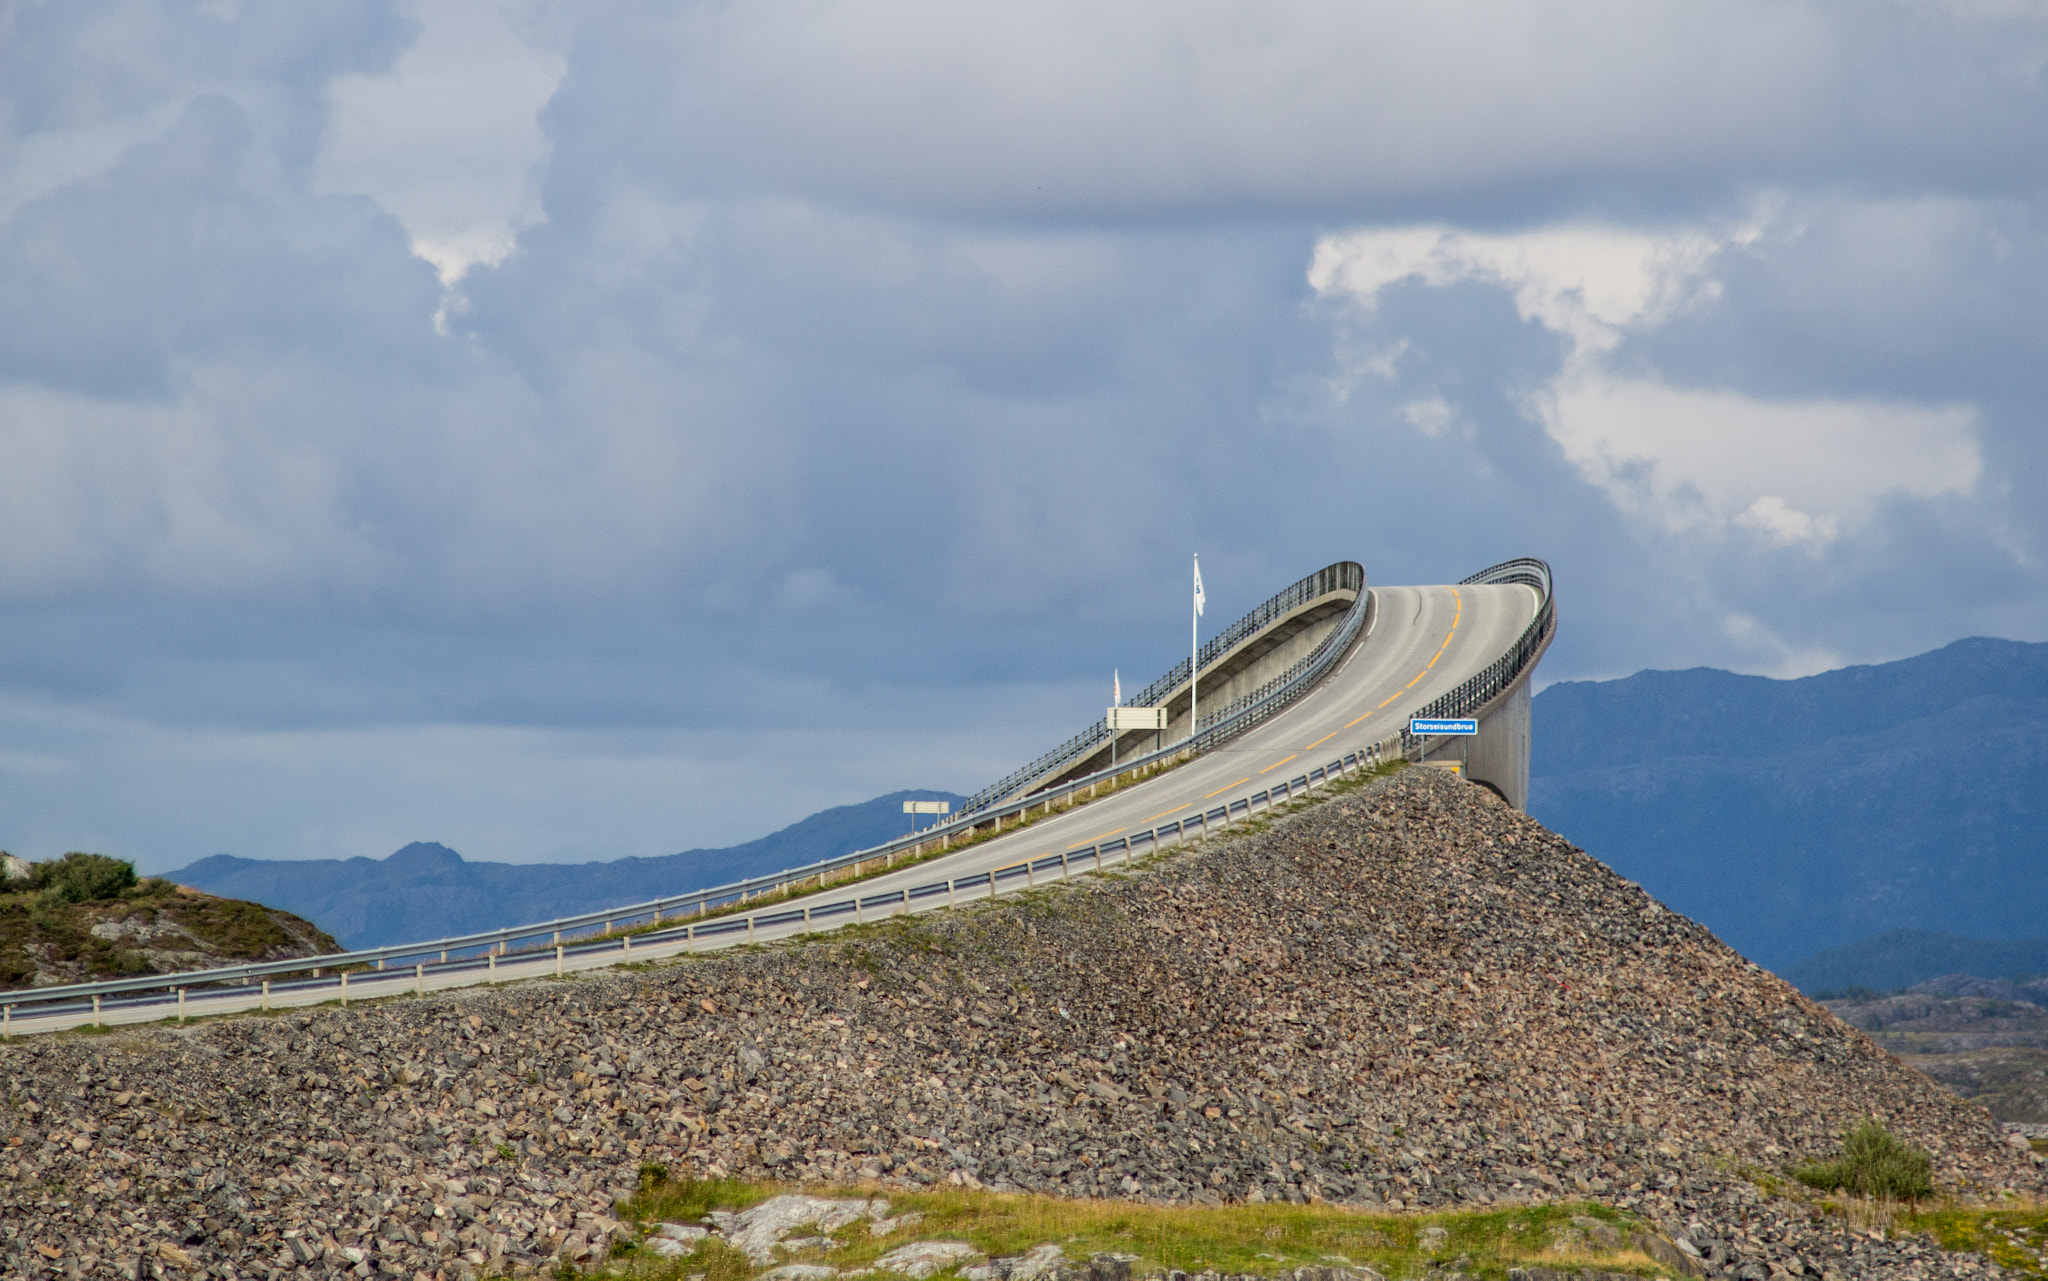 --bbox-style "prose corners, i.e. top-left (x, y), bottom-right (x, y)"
top-left (3, 581), bottom-right (1540, 1034)
top-left (740, 581), bottom-right (1540, 944)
